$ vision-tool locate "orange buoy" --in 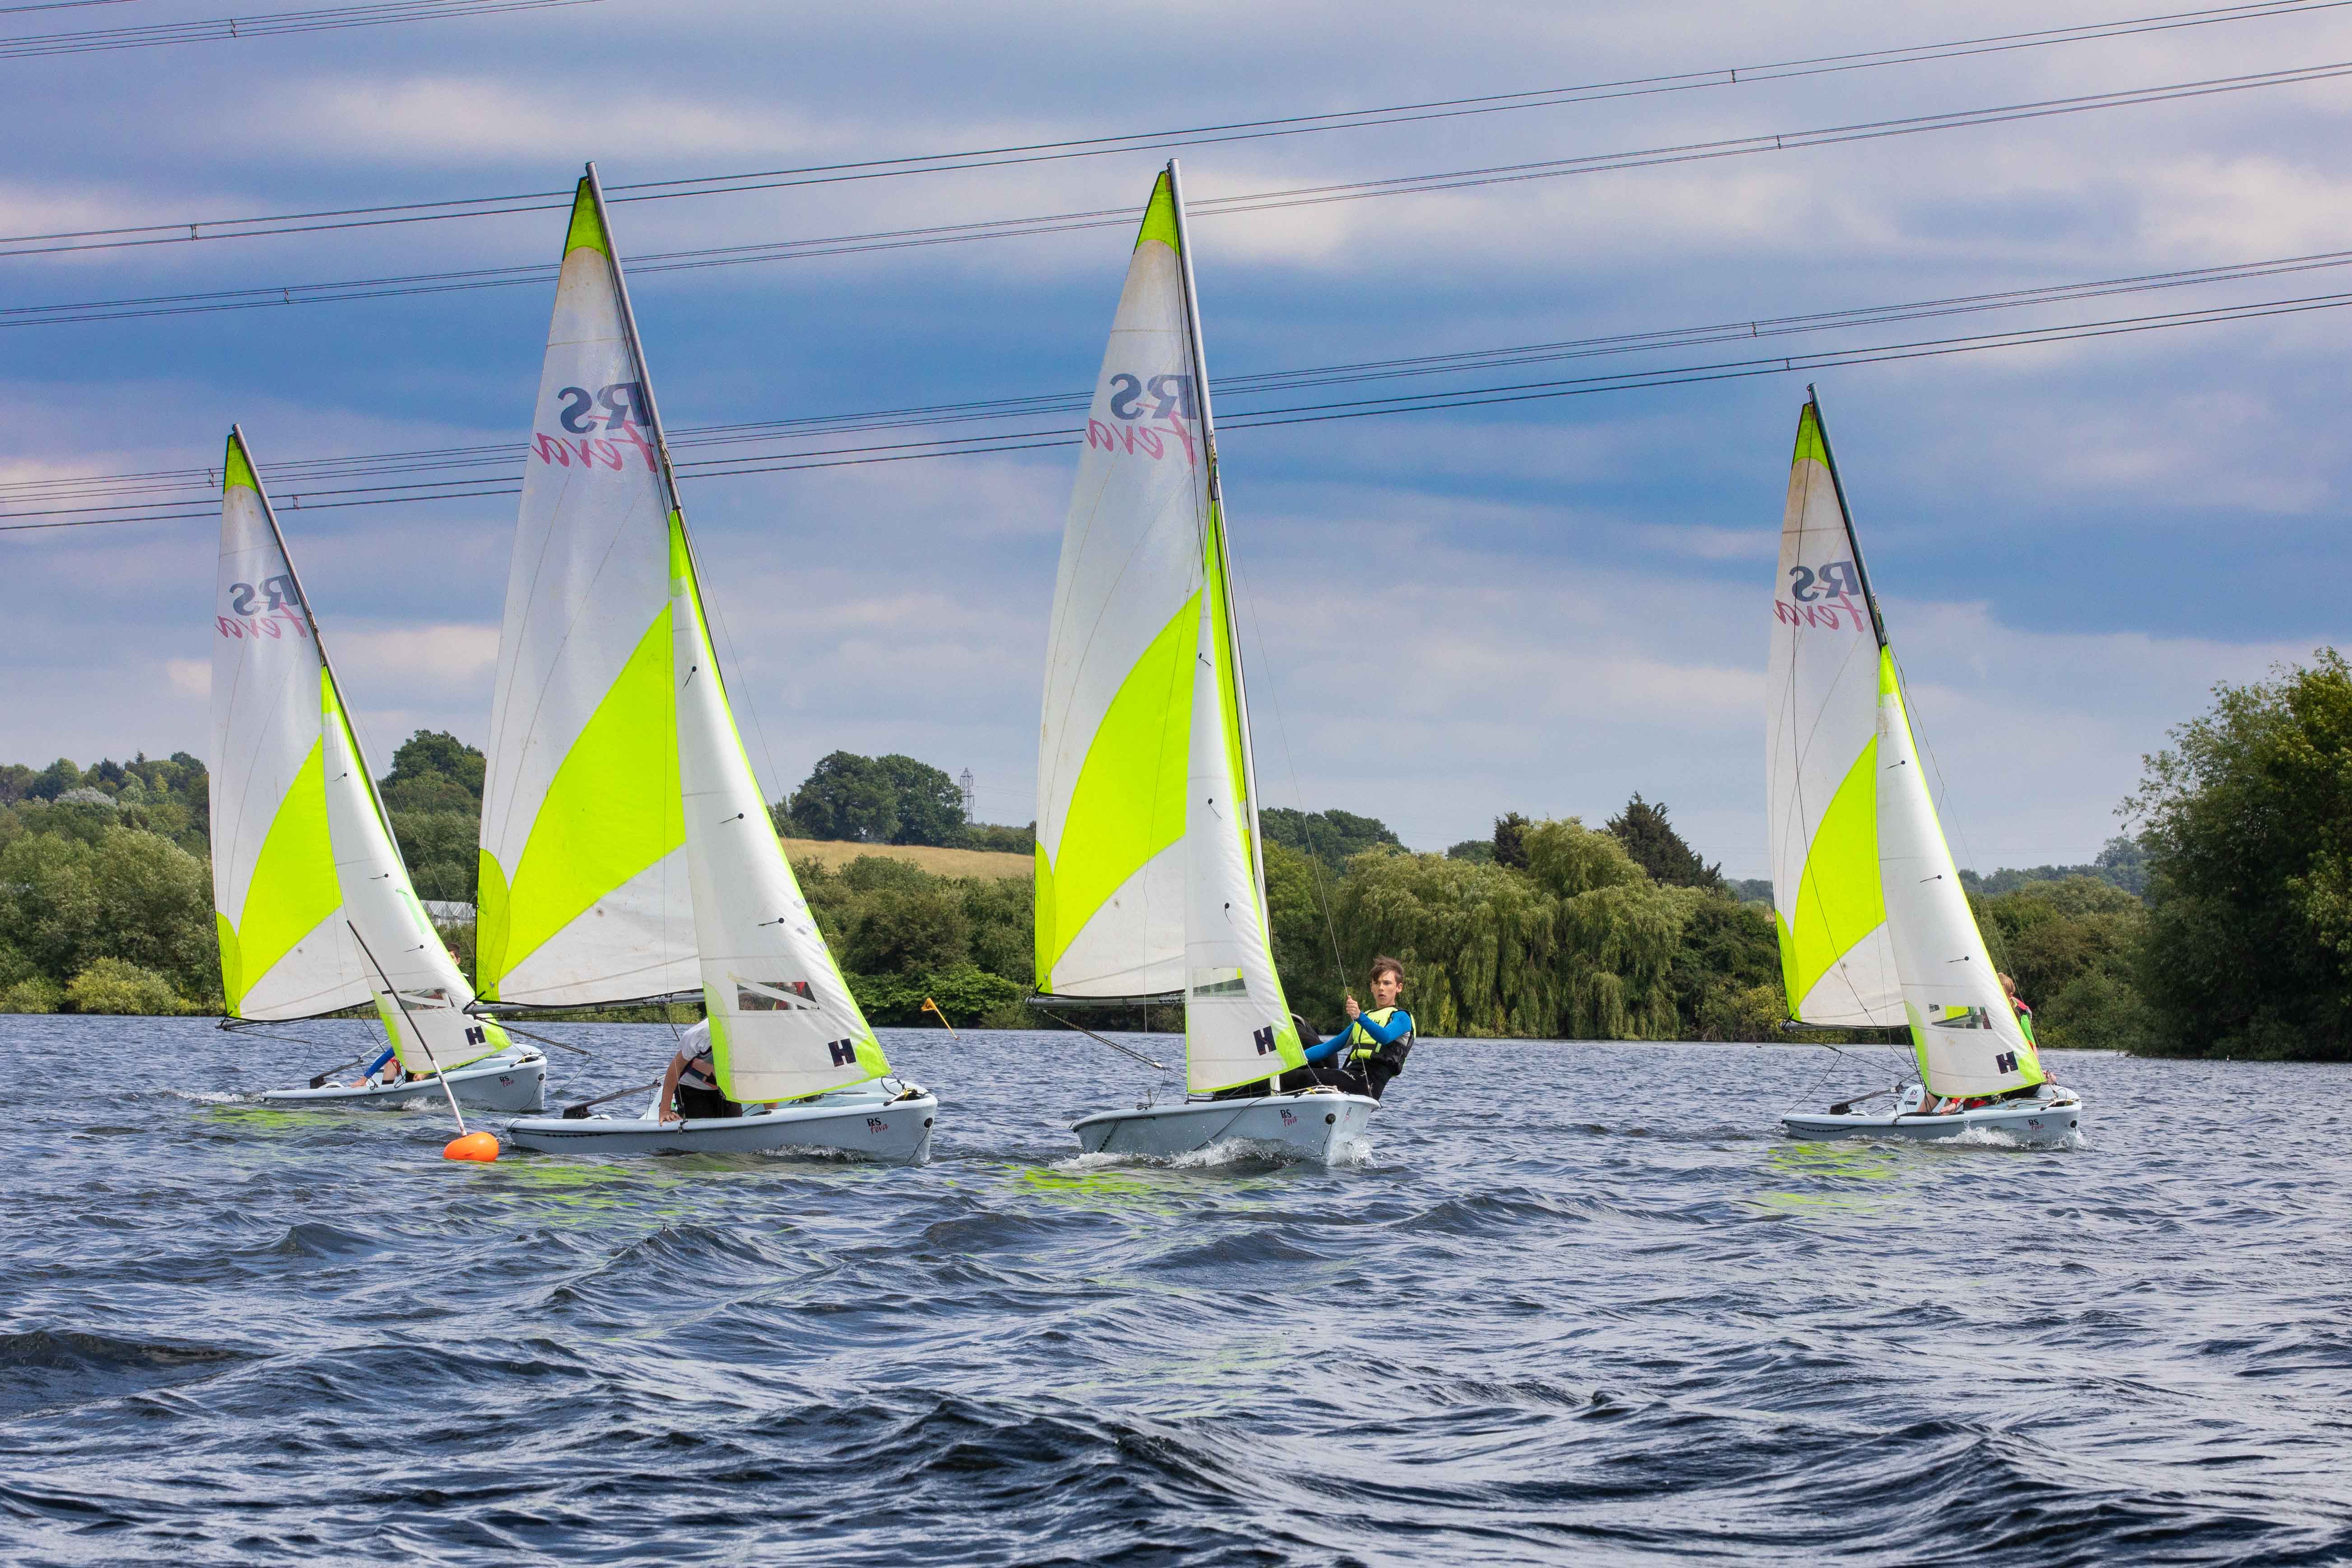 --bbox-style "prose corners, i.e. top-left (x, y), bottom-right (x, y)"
top-left (443, 1131), bottom-right (501, 1163)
